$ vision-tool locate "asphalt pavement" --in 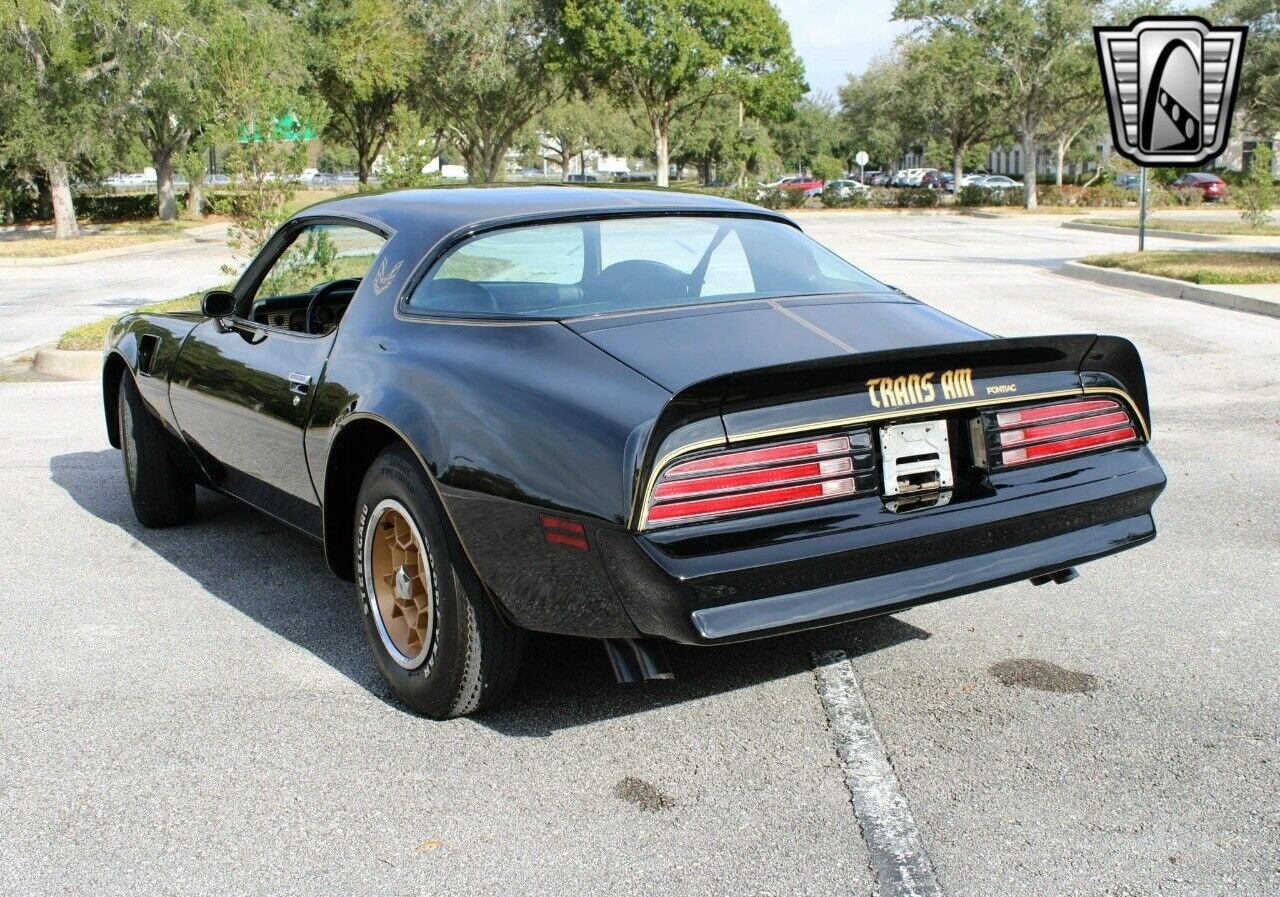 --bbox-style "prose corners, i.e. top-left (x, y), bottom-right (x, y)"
top-left (0, 234), bottom-right (232, 358)
top-left (1, 212), bottom-right (1277, 896)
